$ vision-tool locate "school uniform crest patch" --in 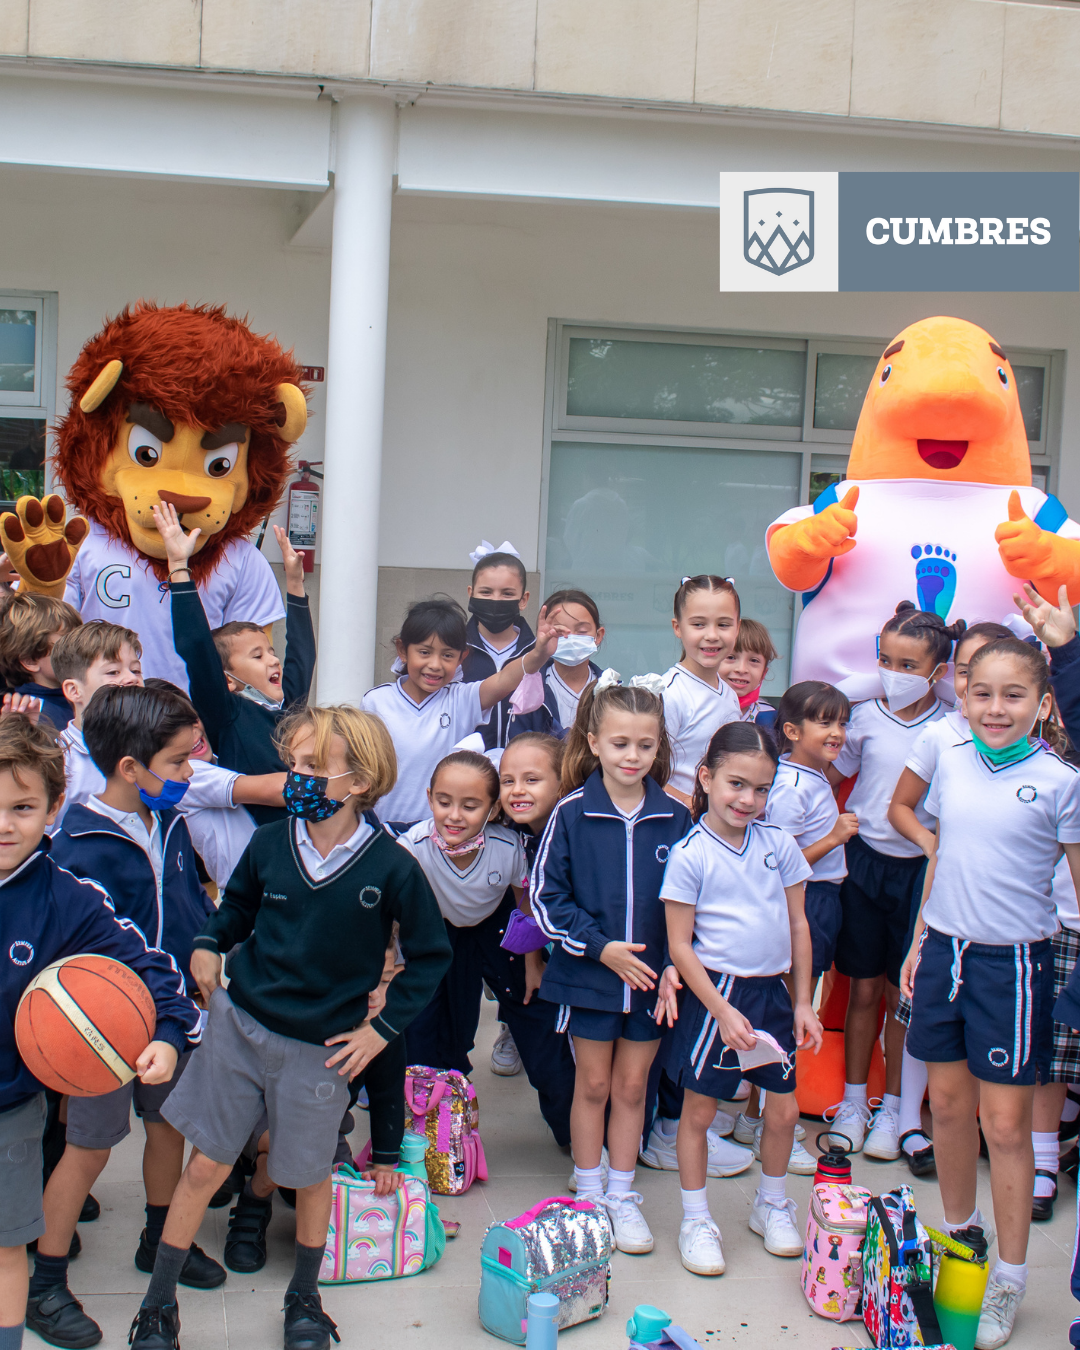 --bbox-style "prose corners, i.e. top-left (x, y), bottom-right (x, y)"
top-left (358, 886), bottom-right (382, 909)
